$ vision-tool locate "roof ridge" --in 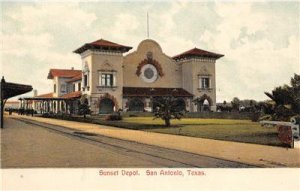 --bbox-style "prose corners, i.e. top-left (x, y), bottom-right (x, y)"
top-left (92, 38), bottom-right (132, 48)
top-left (74, 38), bottom-right (132, 54)
top-left (49, 68), bottom-right (81, 71)
top-left (35, 92), bottom-right (53, 98)
top-left (173, 47), bottom-right (224, 60)
top-left (48, 69), bottom-right (82, 79)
